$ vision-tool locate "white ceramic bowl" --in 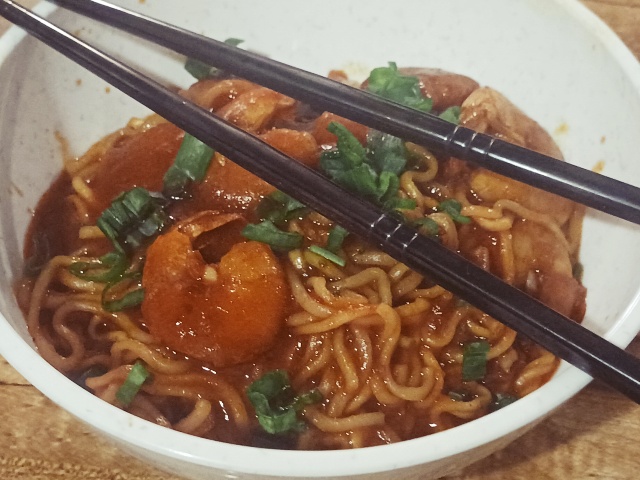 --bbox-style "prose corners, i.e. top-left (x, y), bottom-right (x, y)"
top-left (1, 0), bottom-right (640, 478)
